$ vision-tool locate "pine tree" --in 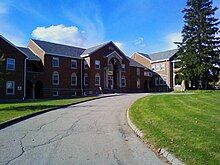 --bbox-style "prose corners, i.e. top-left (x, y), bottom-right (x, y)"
top-left (176, 0), bottom-right (220, 89)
